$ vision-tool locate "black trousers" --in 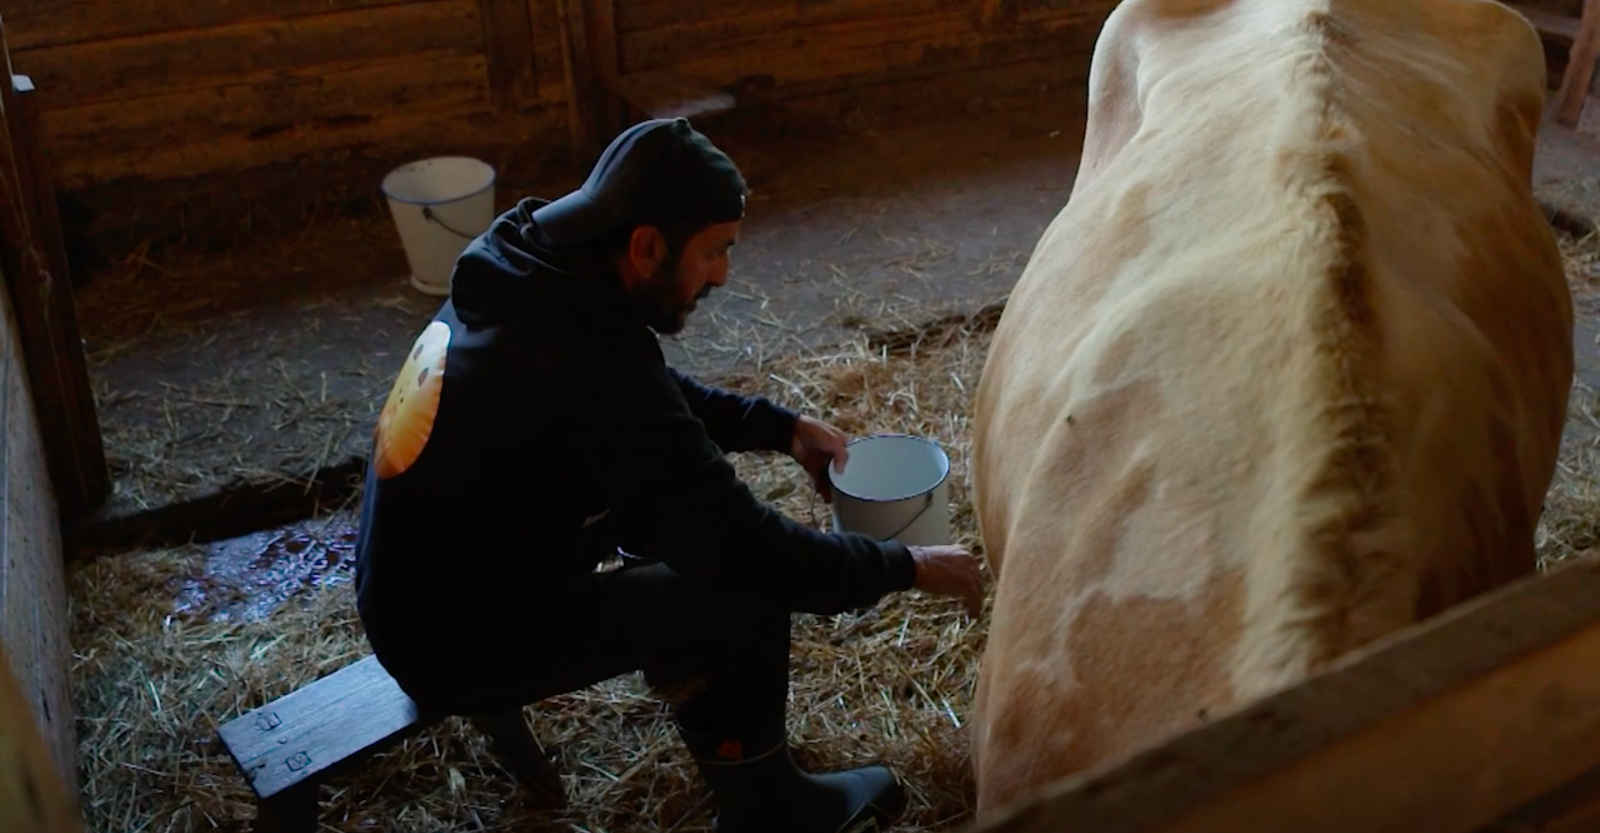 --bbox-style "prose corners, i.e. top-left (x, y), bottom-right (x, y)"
top-left (404, 561), bottom-right (794, 758)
